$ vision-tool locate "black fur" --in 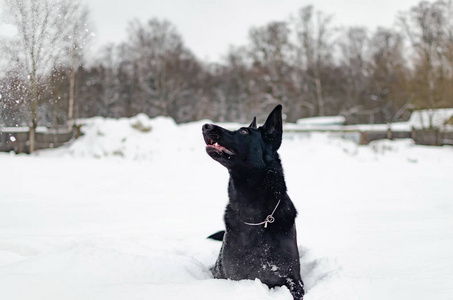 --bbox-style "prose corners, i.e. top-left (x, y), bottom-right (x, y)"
top-left (202, 105), bottom-right (304, 299)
